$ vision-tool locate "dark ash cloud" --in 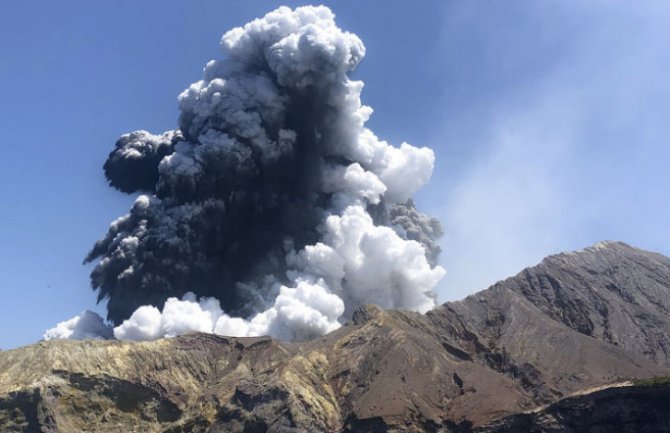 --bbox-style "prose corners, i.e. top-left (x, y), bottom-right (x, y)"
top-left (74, 6), bottom-right (444, 341)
